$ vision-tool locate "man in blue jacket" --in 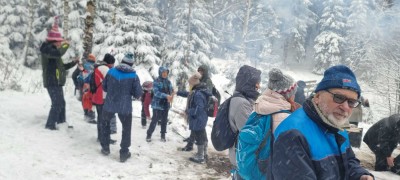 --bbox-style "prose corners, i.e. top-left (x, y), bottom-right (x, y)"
top-left (272, 65), bottom-right (374, 180)
top-left (100, 53), bottom-right (142, 163)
